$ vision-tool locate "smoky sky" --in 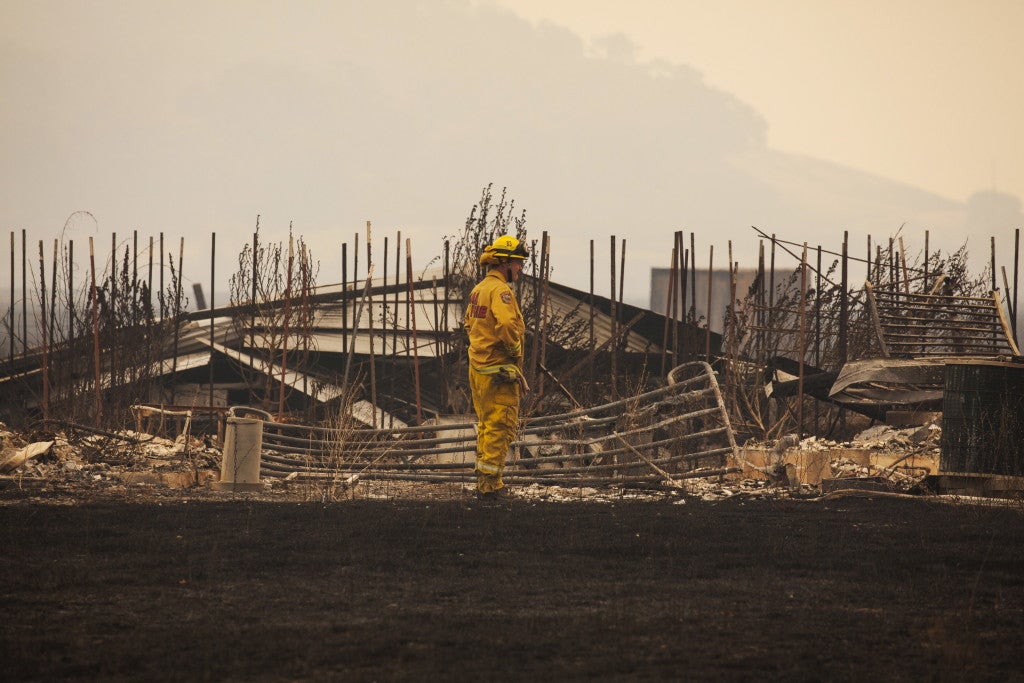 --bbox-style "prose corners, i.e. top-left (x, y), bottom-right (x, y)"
top-left (0, 0), bottom-right (984, 304)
